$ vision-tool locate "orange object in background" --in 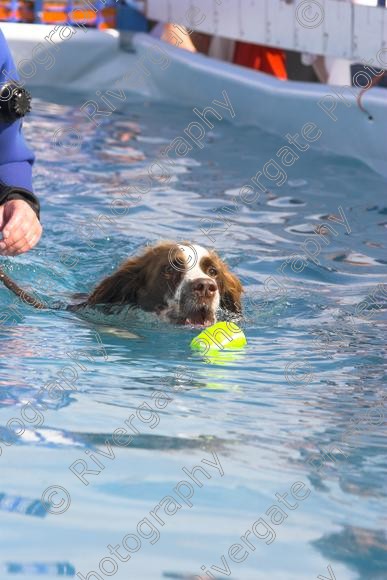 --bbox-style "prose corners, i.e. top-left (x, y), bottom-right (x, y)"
top-left (40, 2), bottom-right (116, 28)
top-left (233, 41), bottom-right (287, 80)
top-left (0, 1), bottom-right (116, 28)
top-left (0, 1), bottom-right (34, 22)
